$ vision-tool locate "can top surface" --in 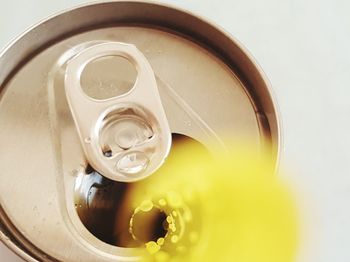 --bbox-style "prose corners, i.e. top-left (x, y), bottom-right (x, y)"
top-left (0, 1), bottom-right (279, 261)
